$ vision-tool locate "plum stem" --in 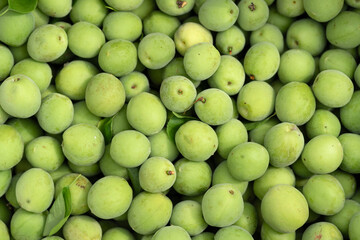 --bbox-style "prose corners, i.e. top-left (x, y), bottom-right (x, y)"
top-left (248, 2), bottom-right (256, 11)
top-left (166, 170), bottom-right (175, 175)
top-left (176, 0), bottom-right (187, 8)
